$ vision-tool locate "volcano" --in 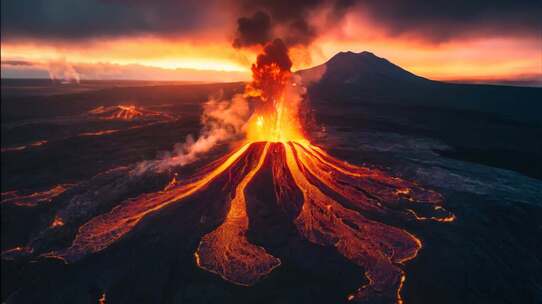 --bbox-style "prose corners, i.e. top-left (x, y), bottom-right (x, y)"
top-left (297, 51), bottom-right (429, 88)
top-left (2, 42), bottom-right (455, 304)
top-left (300, 51), bottom-right (542, 126)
